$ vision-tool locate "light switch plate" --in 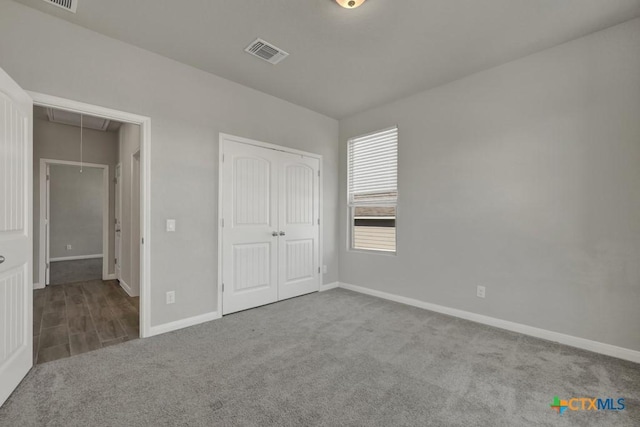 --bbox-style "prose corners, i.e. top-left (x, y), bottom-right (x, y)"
top-left (166, 219), bottom-right (176, 232)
